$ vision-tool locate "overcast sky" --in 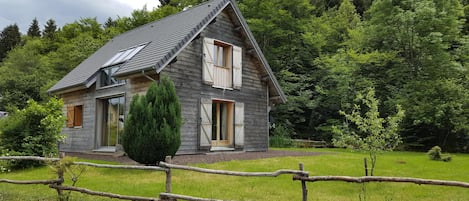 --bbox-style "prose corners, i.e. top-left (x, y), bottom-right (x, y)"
top-left (0, 0), bottom-right (161, 33)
